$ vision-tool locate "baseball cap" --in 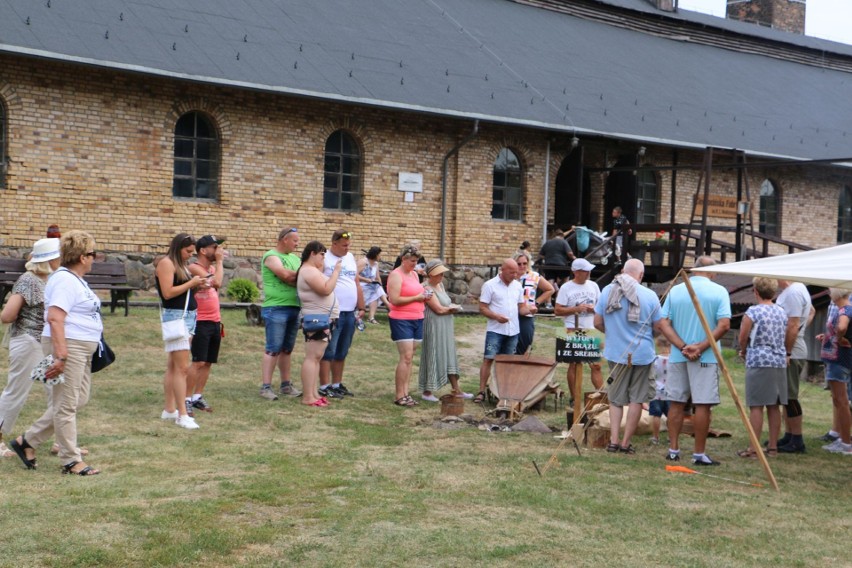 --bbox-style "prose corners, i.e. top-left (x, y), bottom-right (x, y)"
top-left (571, 258), bottom-right (594, 272)
top-left (196, 235), bottom-right (225, 251)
